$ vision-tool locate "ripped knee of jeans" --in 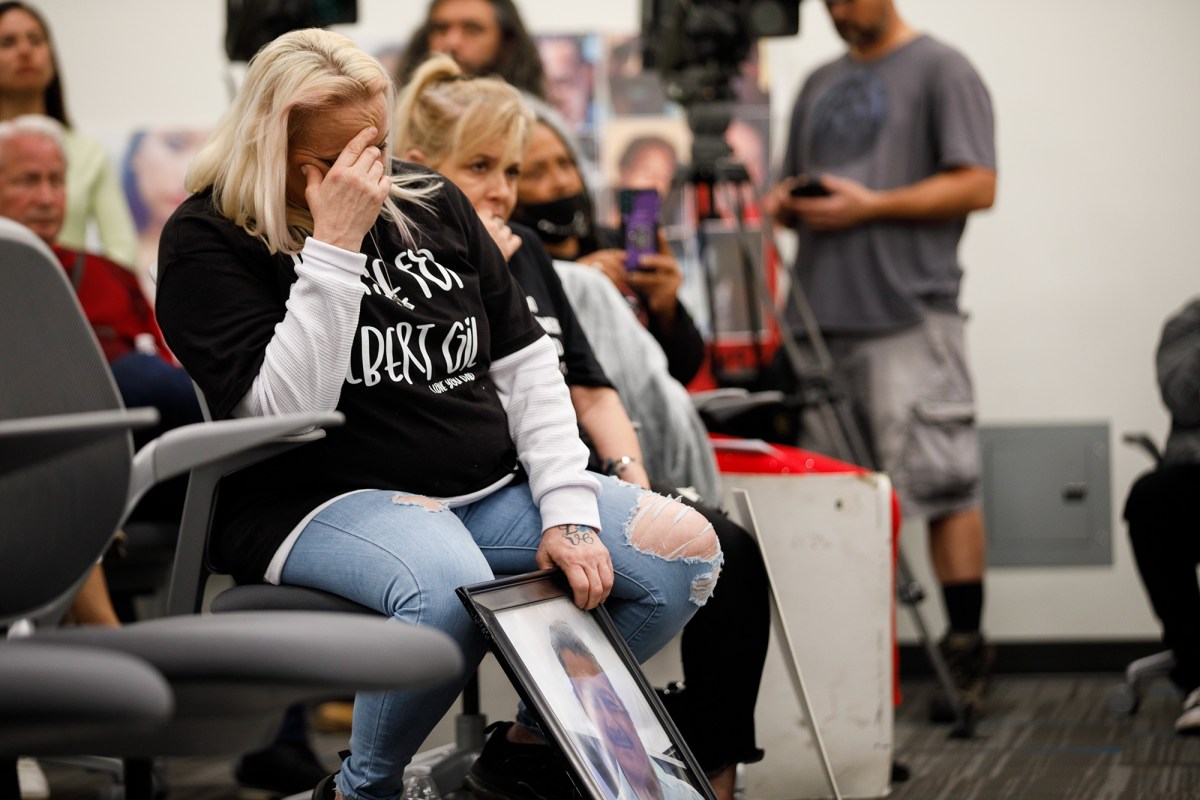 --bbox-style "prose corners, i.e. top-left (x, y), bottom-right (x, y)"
top-left (391, 493), bottom-right (447, 512)
top-left (625, 494), bottom-right (722, 605)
